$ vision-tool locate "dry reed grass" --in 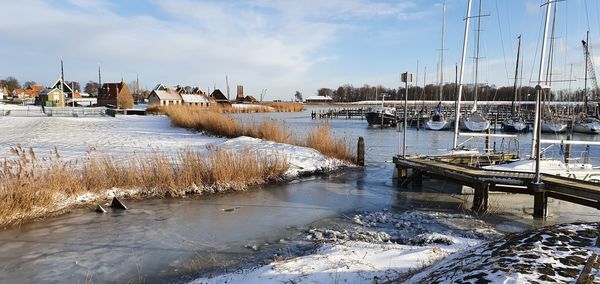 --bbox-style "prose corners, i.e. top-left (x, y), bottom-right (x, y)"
top-left (0, 146), bottom-right (289, 227)
top-left (263, 102), bottom-right (304, 112)
top-left (162, 105), bottom-right (354, 162)
top-left (148, 102), bottom-right (302, 115)
top-left (305, 124), bottom-right (355, 163)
